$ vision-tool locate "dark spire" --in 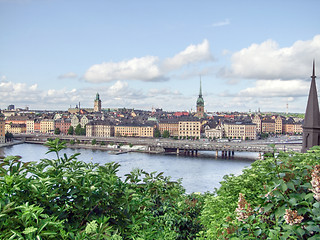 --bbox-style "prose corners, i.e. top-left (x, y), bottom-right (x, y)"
top-left (304, 60), bottom-right (319, 128)
top-left (302, 60), bottom-right (320, 152)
